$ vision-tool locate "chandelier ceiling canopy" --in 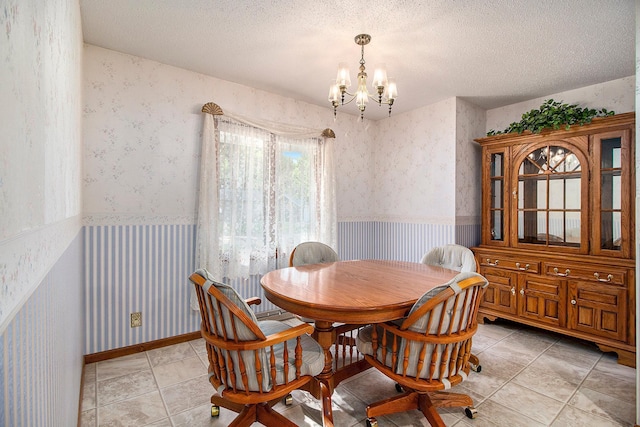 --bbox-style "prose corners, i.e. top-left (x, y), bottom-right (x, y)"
top-left (328, 34), bottom-right (398, 120)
